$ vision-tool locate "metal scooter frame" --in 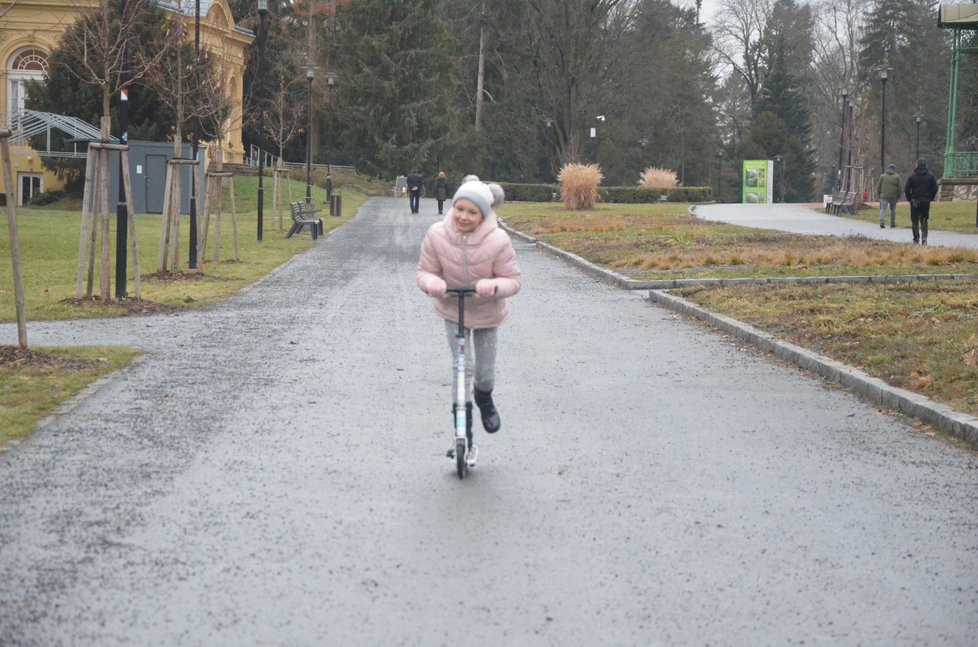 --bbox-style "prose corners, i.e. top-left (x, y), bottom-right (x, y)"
top-left (446, 287), bottom-right (476, 478)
